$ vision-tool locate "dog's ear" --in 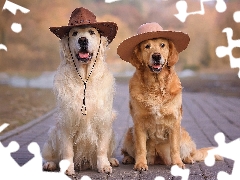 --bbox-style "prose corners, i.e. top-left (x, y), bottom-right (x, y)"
top-left (60, 37), bottom-right (72, 63)
top-left (100, 36), bottom-right (108, 50)
top-left (130, 44), bottom-right (143, 69)
top-left (99, 36), bottom-right (108, 59)
top-left (167, 41), bottom-right (179, 67)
